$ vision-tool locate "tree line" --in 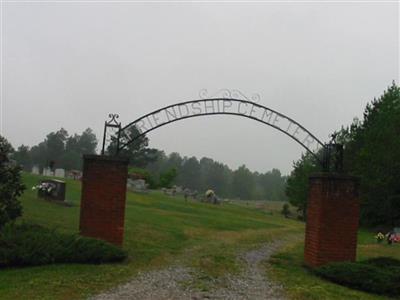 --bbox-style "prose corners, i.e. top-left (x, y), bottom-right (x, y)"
top-left (145, 152), bottom-right (287, 200)
top-left (11, 126), bottom-right (287, 201)
top-left (12, 128), bottom-right (97, 171)
top-left (286, 82), bottom-right (400, 227)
